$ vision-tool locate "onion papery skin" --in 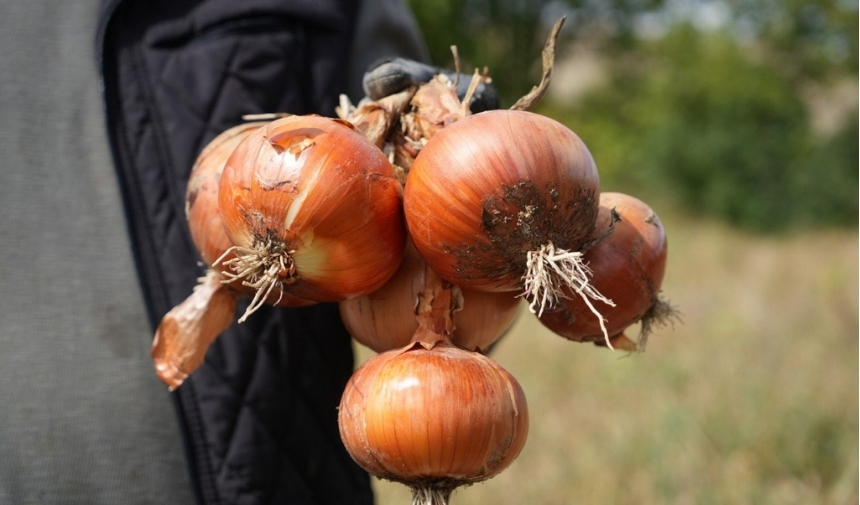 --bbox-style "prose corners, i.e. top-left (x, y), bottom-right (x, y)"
top-left (218, 115), bottom-right (407, 302)
top-left (187, 122), bottom-right (267, 267)
top-left (403, 109), bottom-right (600, 292)
top-left (539, 192), bottom-right (668, 344)
top-left (338, 339), bottom-right (529, 489)
top-left (339, 240), bottom-right (521, 353)
top-left (185, 121), bottom-right (315, 308)
top-left (151, 270), bottom-right (238, 390)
